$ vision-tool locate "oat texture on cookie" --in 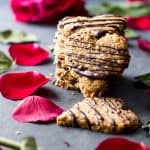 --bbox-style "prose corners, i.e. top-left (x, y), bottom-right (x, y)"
top-left (54, 14), bottom-right (130, 97)
top-left (57, 97), bottom-right (140, 133)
